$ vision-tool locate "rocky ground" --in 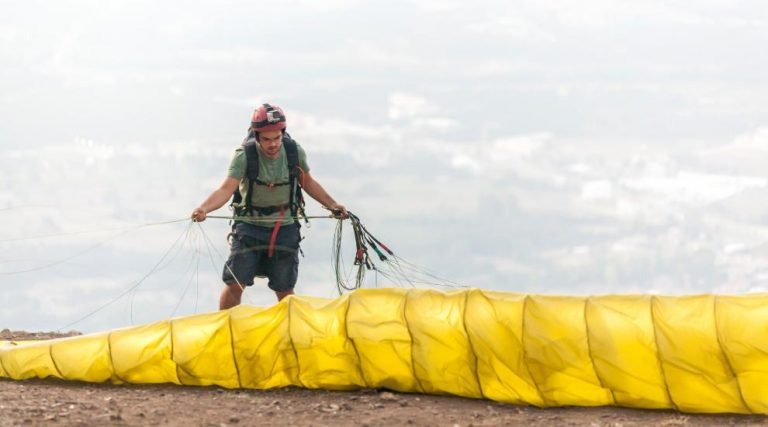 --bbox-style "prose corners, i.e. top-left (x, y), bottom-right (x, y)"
top-left (2, 330), bottom-right (767, 426)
